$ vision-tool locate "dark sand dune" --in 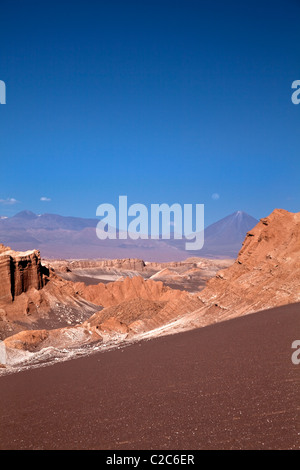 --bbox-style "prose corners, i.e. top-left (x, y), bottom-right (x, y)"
top-left (0, 303), bottom-right (299, 450)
